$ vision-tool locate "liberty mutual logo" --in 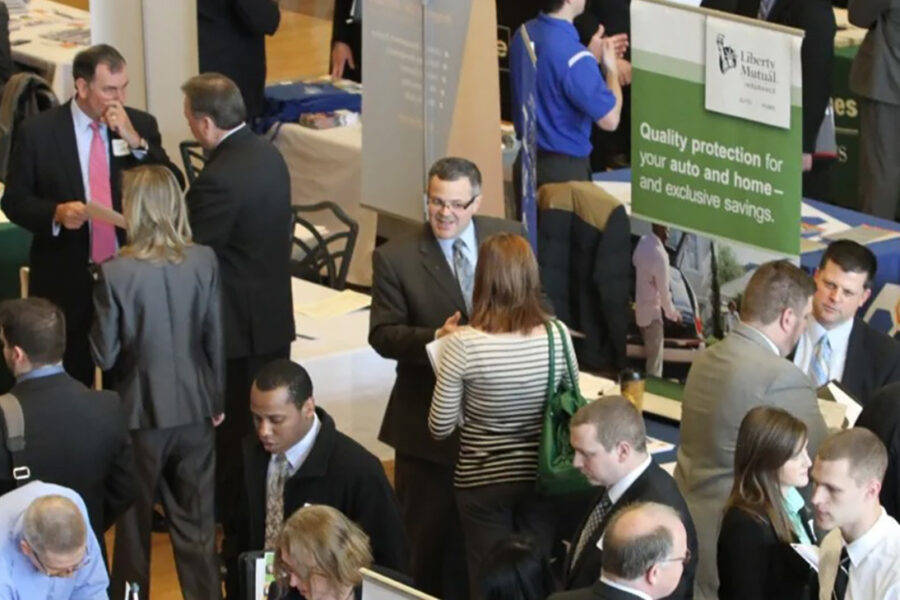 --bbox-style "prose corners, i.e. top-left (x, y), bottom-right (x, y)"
top-left (716, 34), bottom-right (737, 74)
